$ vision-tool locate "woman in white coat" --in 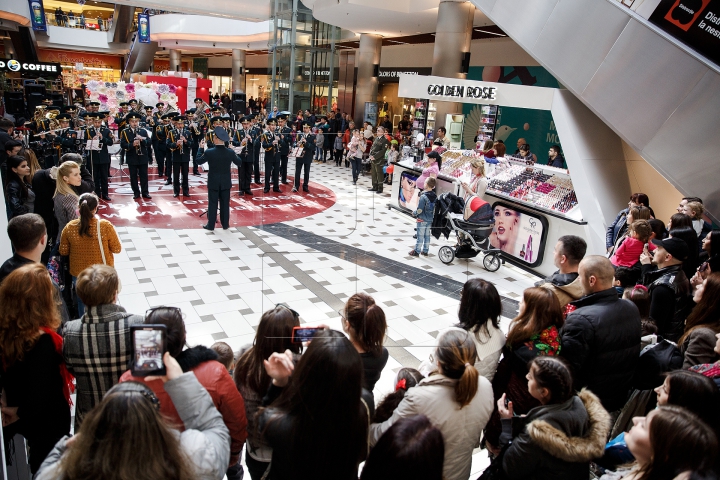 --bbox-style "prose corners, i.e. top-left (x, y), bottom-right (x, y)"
top-left (369, 329), bottom-right (494, 480)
